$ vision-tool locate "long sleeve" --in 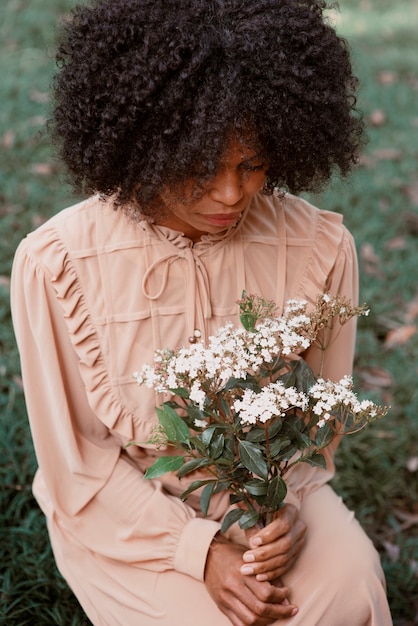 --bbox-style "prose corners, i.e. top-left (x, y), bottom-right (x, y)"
top-left (282, 222), bottom-right (359, 510)
top-left (303, 224), bottom-right (359, 382)
top-left (11, 240), bottom-right (220, 582)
